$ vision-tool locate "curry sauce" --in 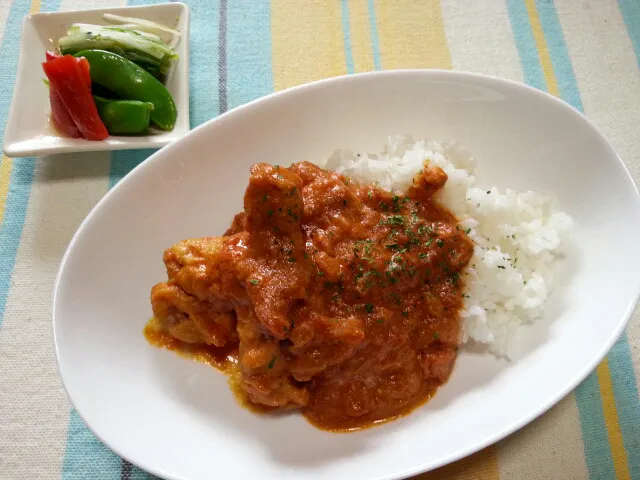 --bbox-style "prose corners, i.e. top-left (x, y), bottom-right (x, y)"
top-left (148, 161), bottom-right (473, 431)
